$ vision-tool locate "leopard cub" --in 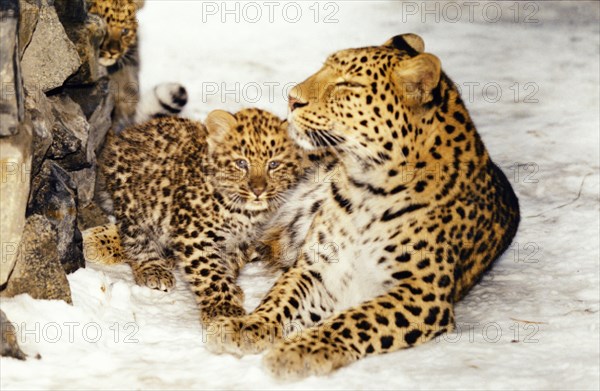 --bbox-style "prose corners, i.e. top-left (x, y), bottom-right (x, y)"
top-left (97, 109), bottom-right (307, 322)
